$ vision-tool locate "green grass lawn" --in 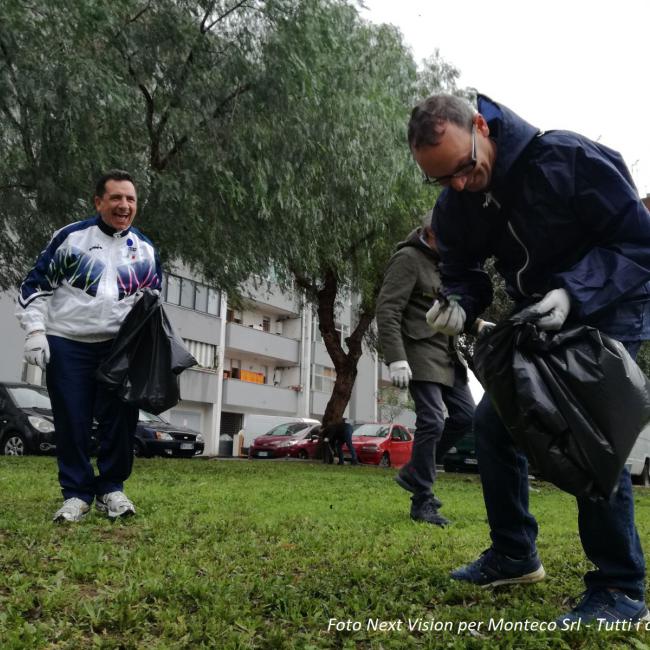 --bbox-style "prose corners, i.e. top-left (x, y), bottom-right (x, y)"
top-left (1, 457), bottom-right (649, 650)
